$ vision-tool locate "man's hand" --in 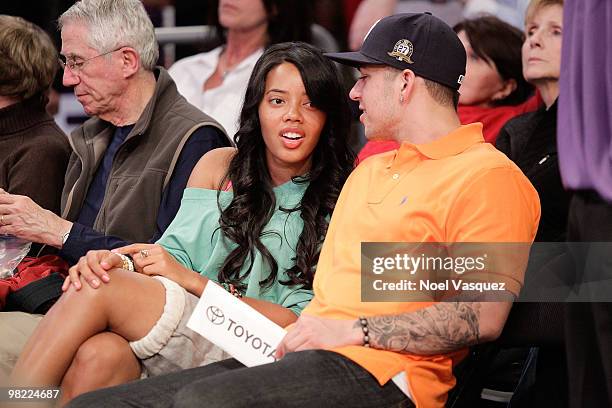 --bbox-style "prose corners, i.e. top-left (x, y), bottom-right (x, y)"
top-left (115, 243), bottom-right (199, 292)
top-left (276, 301), bottom-right (512, 359)
top-left (0, 189), bottom-right (72, 247)
top-left (63, 250), bottom-right (121, 291)
top-left (275, 315), bottom-right (362, 359)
